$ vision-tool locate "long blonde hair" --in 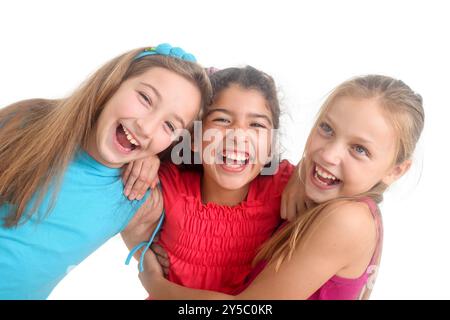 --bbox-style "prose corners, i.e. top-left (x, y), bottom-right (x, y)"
top-left (0, 47), bottom-right (212, 227)
top-left (254, 75), bottom-right (424, 290)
